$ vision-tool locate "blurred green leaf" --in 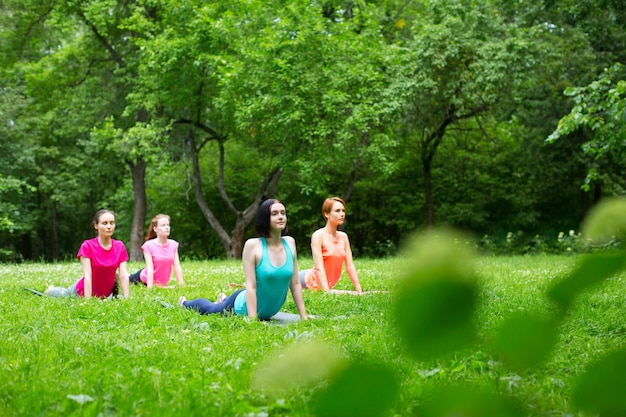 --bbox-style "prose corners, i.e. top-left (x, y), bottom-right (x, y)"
top-left (572, 348), bottom-right (626, 416)
top-left (548, 253), bottom-right (625, 309)
top-left (582, 198), bottom-right (626, 244)
top-left (394, 230), bottom-right (479, 360)
top-left (493, 313), bottom-right (557, 370)
top-left (395, 279), bottom-right (477, 361)
top-left (418, 386), bottom-right (523, 417)
top-left (252, 340), bottom-right (344, 395)
top-left (312, 362), bottom-right (398, 417)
